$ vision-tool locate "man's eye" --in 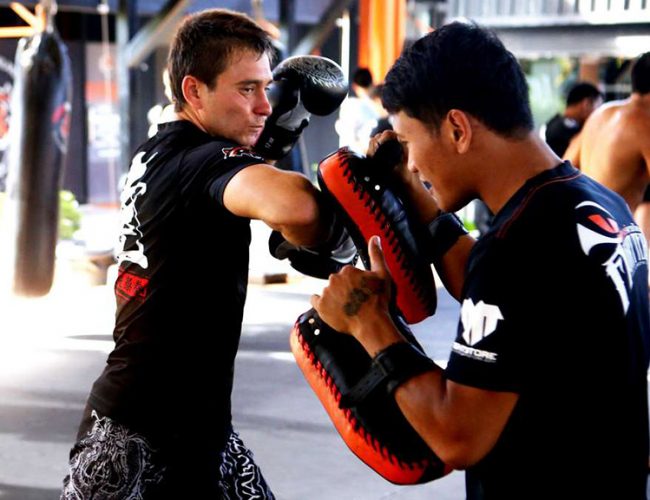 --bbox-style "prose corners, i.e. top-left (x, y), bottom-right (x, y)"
top-left (242, 87), bottom-right (255, 94)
